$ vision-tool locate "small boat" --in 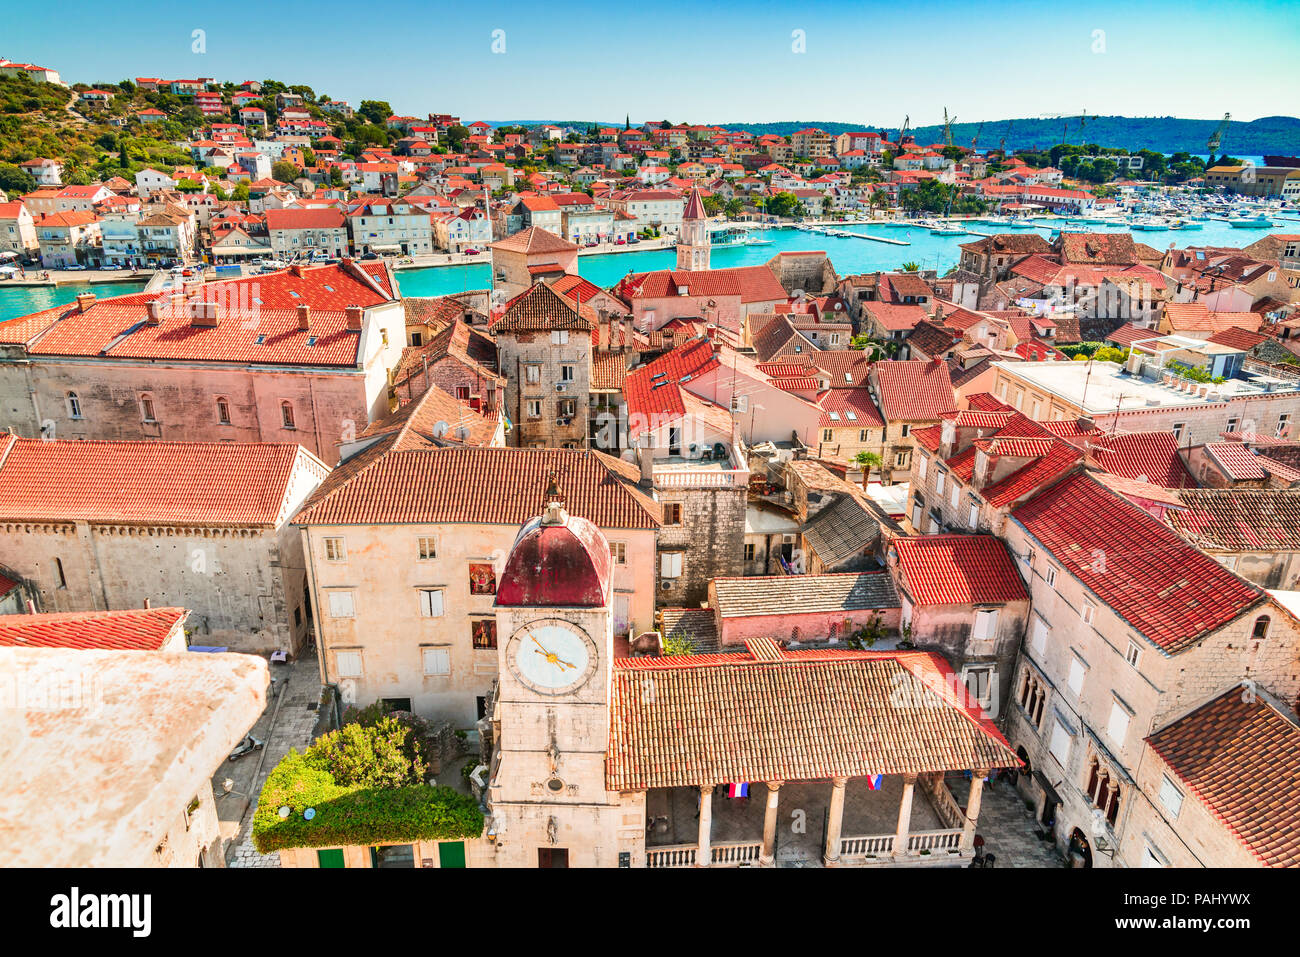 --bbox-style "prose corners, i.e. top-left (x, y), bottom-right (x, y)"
top-left (1227, 216), bottom-right (1275, 228)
